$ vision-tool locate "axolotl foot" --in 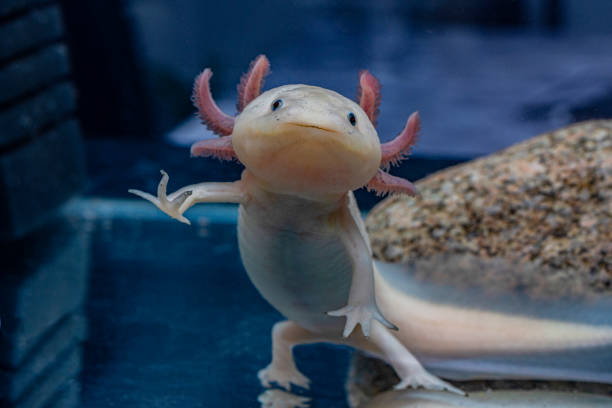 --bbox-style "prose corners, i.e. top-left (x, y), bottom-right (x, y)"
top-left (327, 303), bottom-right (397, 338)
top-left (260, 320), bottom-right (465, 398)
top-left (394, 367), bottom-right (465, 396)
top-left (258, 321), bottom-right (313, 391)
top-left (257, 361), bottom-right (311, 391)
top-left (128, 170), bottom-right (192, 224)
top-left (364, 321), bottom-right (466, 396)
